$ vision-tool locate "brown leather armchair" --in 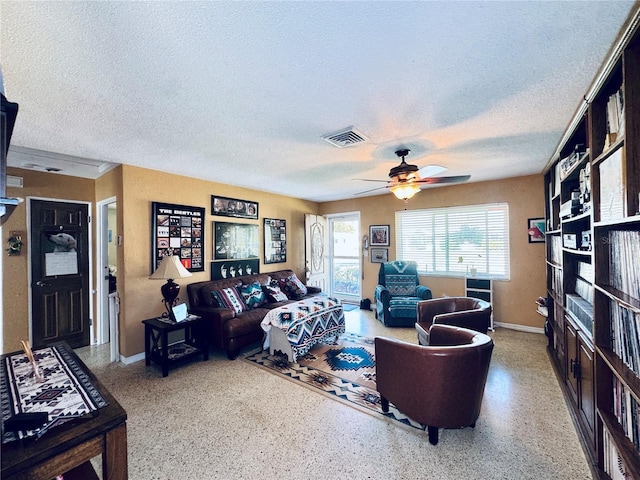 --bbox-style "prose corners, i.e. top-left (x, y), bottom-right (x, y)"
top-left (416, 296), bottom-right (492, 345)
top-left (375, 324), bottom-right (494, 445)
